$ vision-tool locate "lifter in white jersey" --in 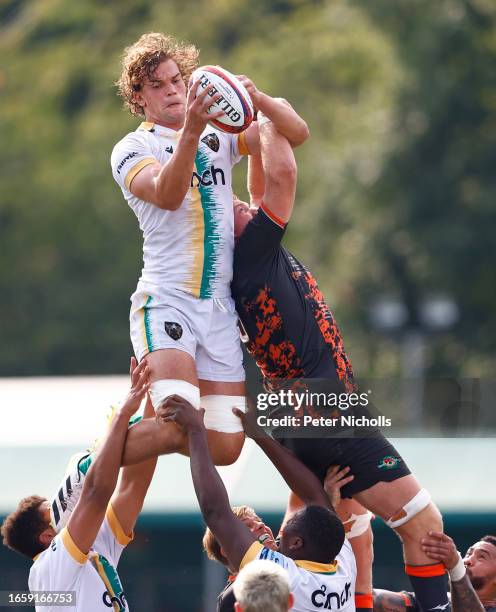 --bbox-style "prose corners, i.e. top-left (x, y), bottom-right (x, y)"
top-left (1, 360), bottom-right (154, 612)
top-left (110, 32), bottom-right (309, 466)
top-left (157, 395), bottom-right (357, 612)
